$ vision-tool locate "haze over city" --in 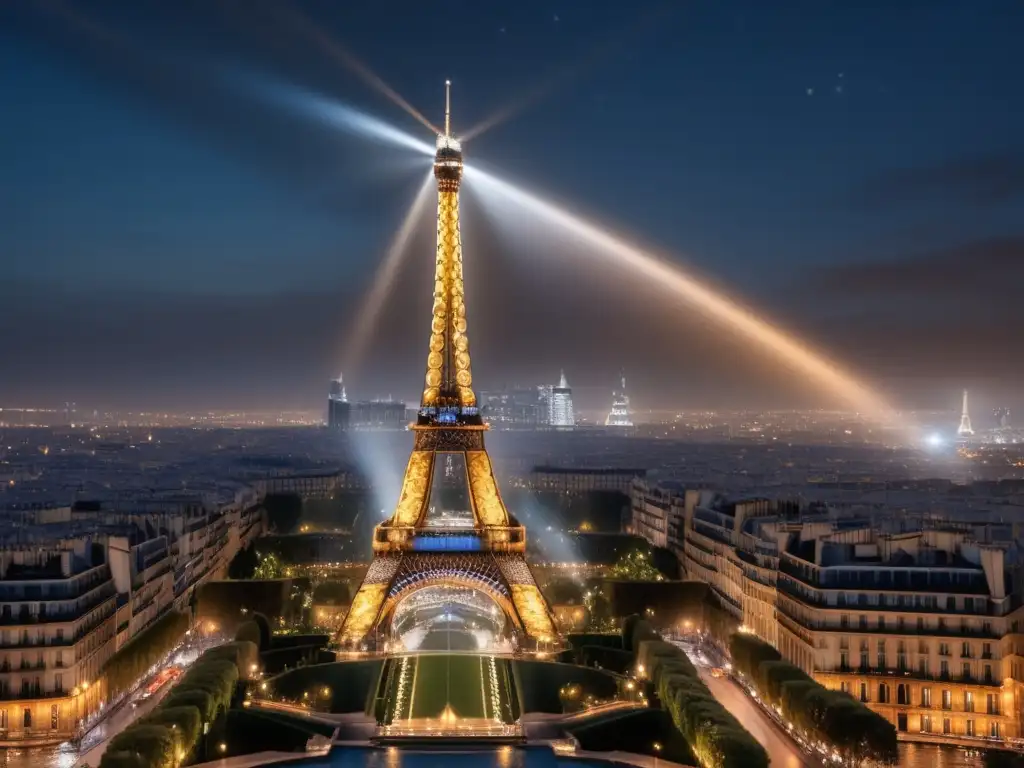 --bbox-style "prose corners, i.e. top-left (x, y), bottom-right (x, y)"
top-left (3, 1), bottom-right (1022, 415)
